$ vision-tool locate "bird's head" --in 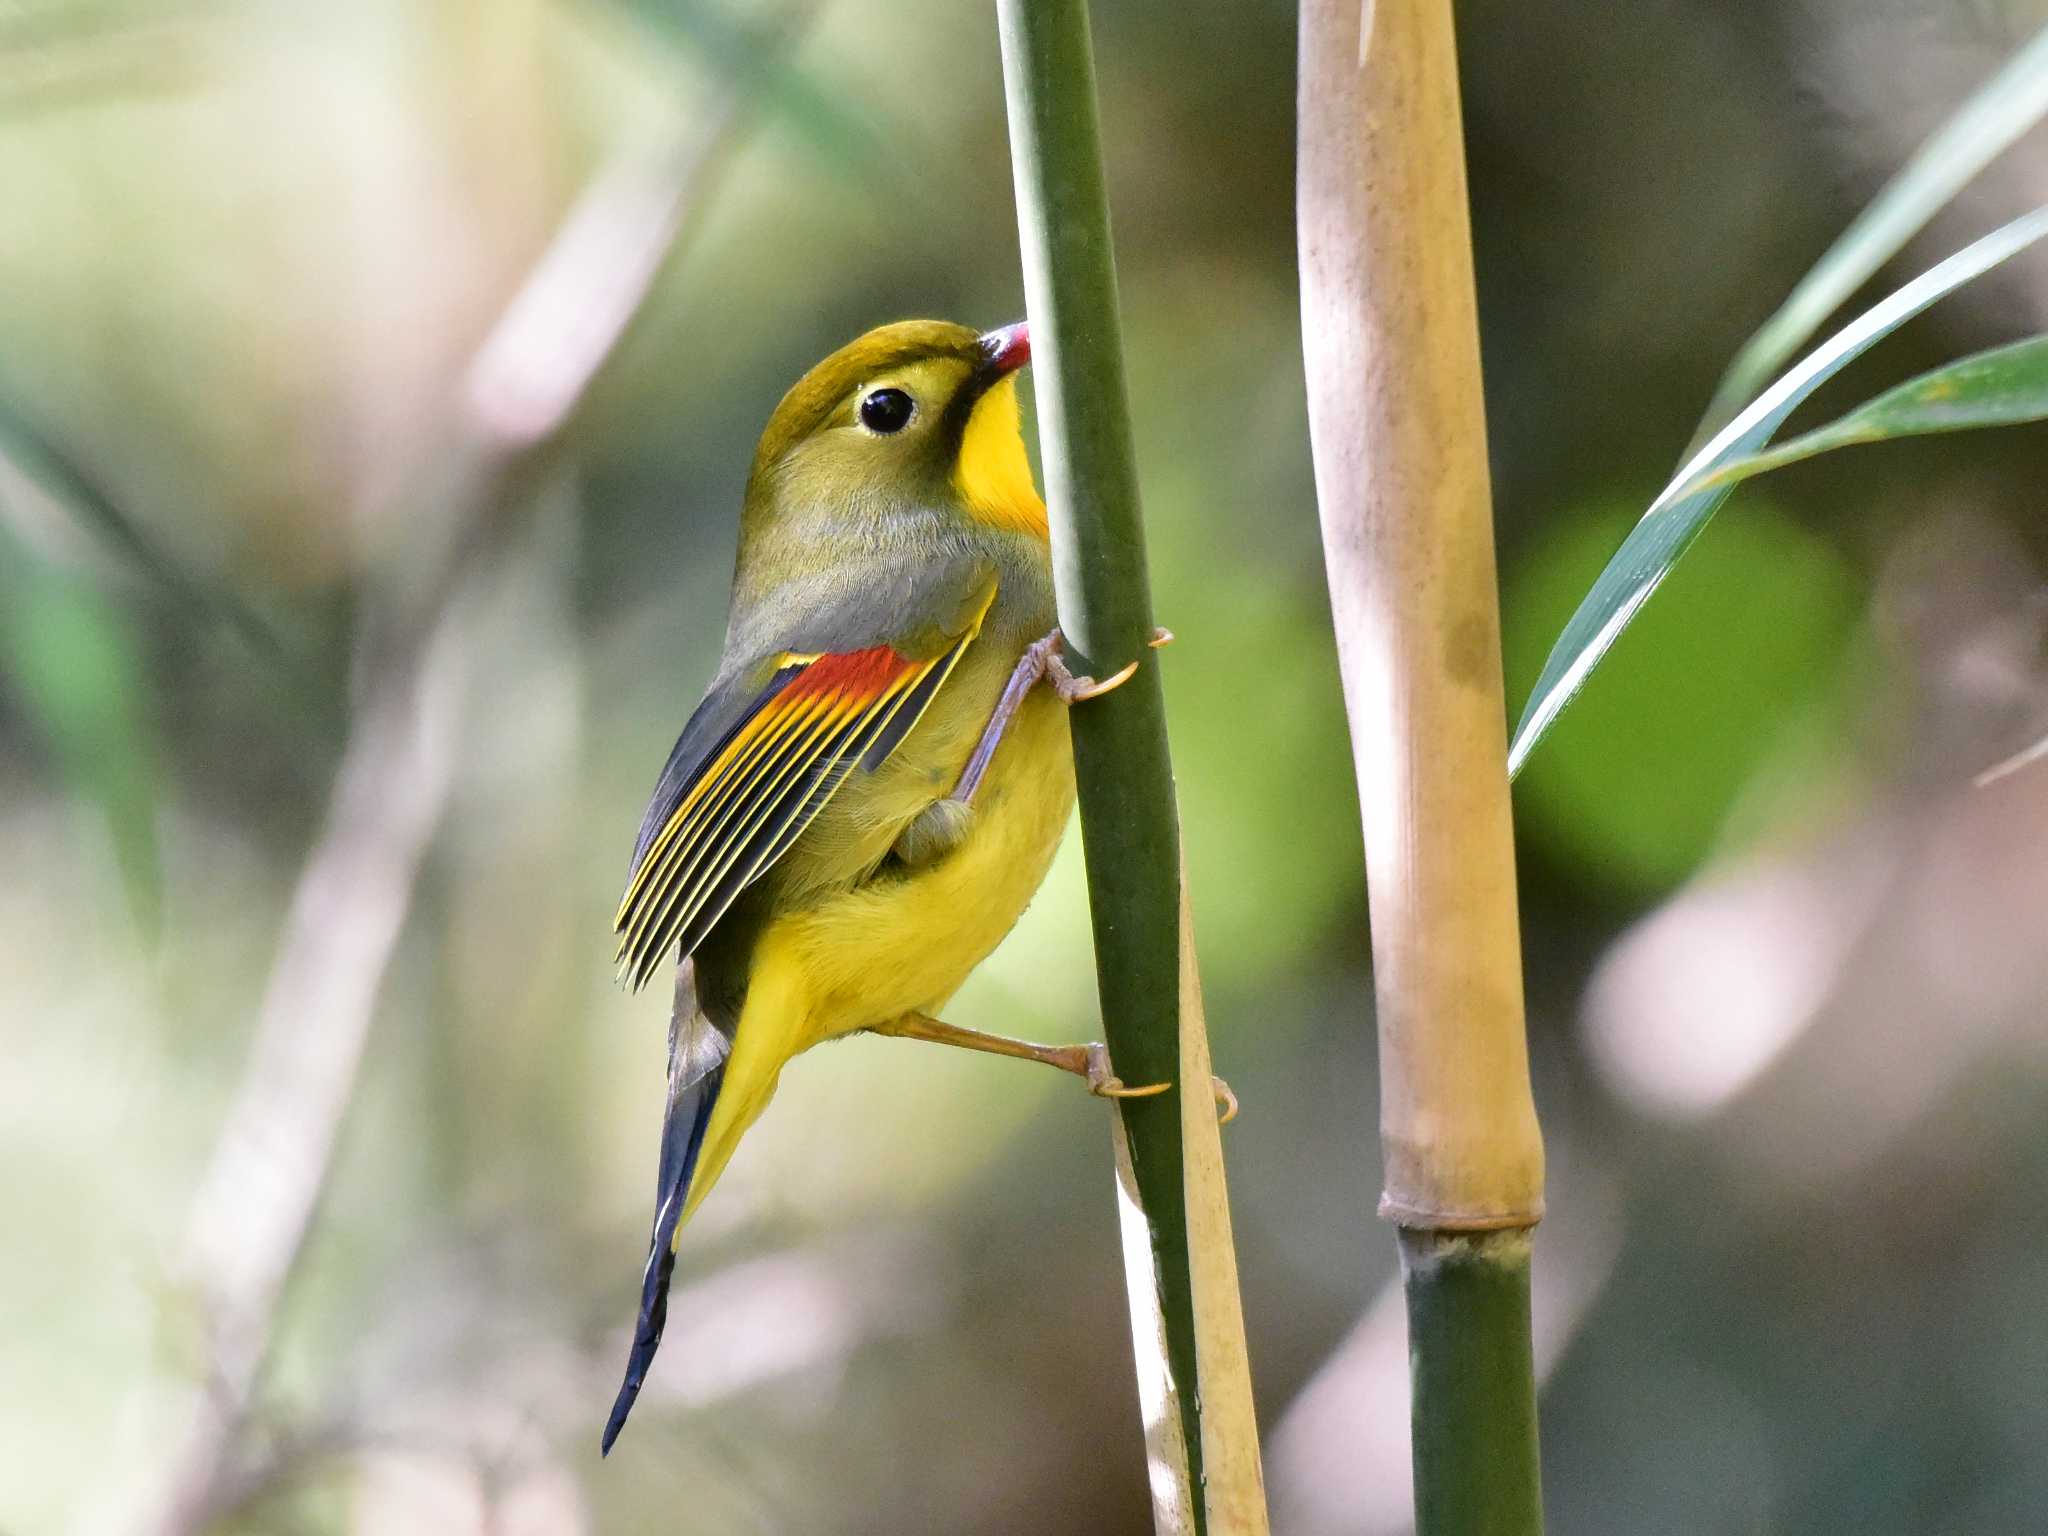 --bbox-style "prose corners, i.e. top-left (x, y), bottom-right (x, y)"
top-left (744, 319), bottom-right (1044, 543)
